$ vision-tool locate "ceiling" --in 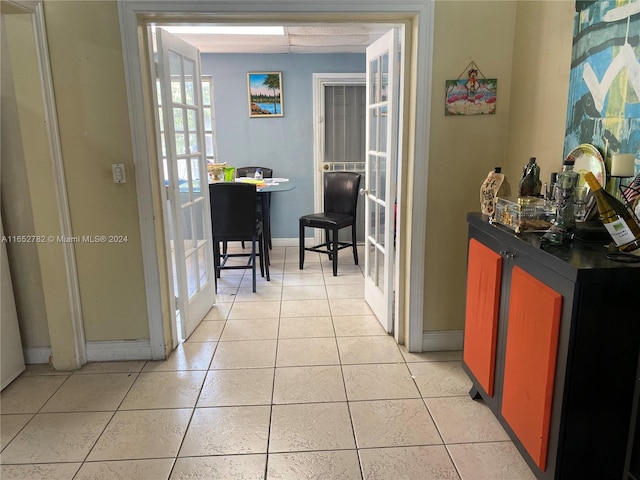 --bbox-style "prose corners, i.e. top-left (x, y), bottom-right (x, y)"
top-left (164, 24), bottom-right (392, 54)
